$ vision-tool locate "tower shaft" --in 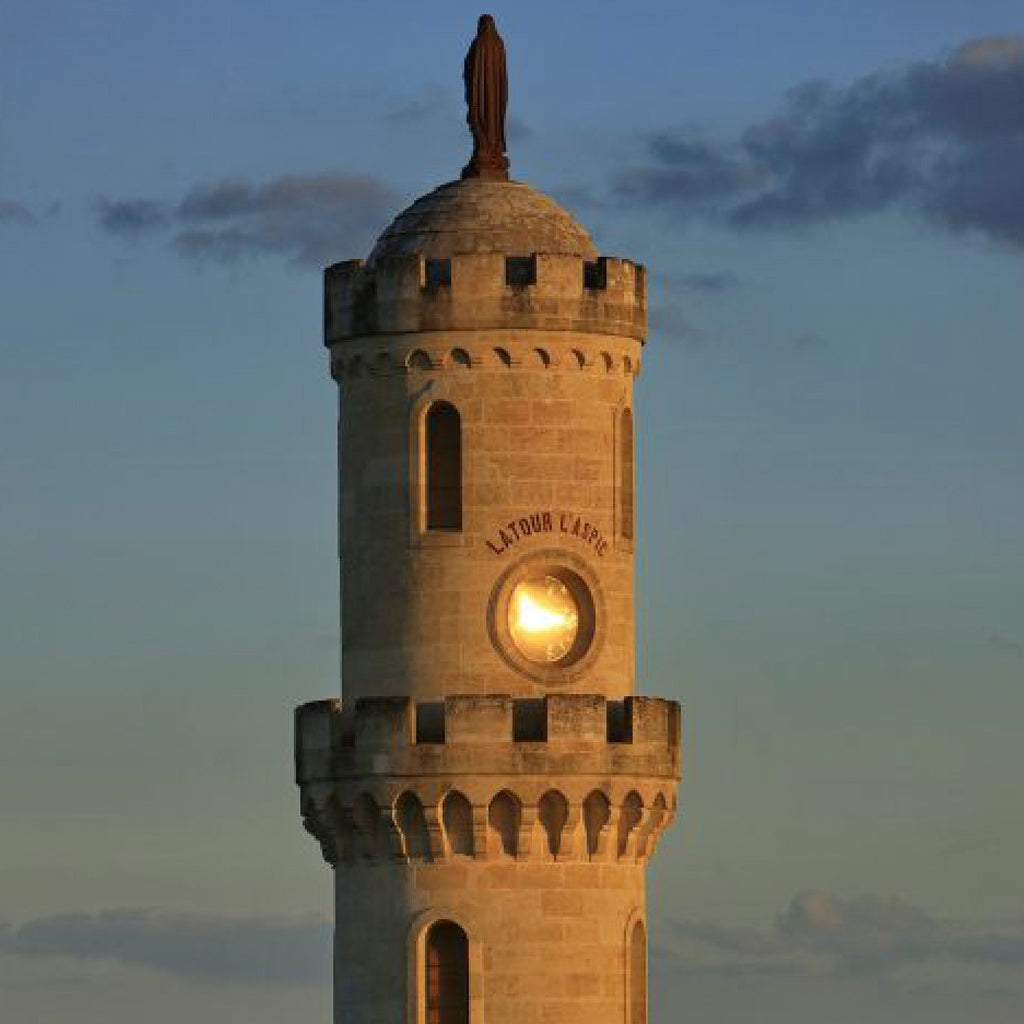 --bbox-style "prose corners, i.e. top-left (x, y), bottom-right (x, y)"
top-left (295, 174), bottom-right (681, 1023)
